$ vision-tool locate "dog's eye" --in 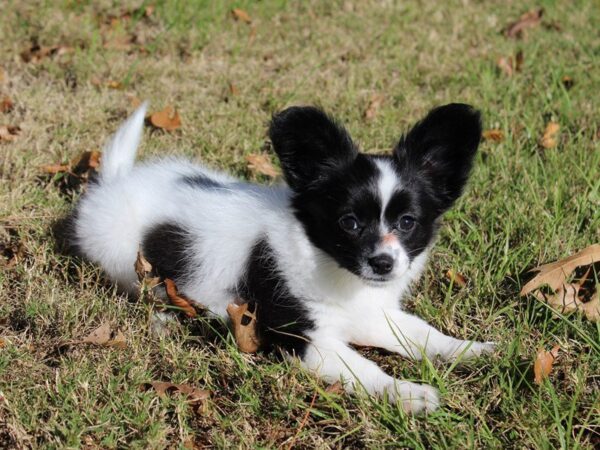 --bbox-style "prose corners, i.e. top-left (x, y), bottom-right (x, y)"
top-left (339, 214), bottom-right (360, 233)
top-left (397, 215), bottom-right (416, 232)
